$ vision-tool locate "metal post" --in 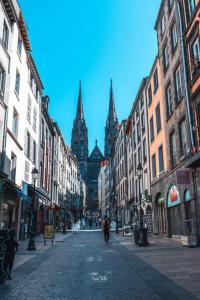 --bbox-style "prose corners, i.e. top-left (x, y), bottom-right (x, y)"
top-left (27, 180), bottom-right (36, 251)
top-left (63, 201), bottom-right (66, 234)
